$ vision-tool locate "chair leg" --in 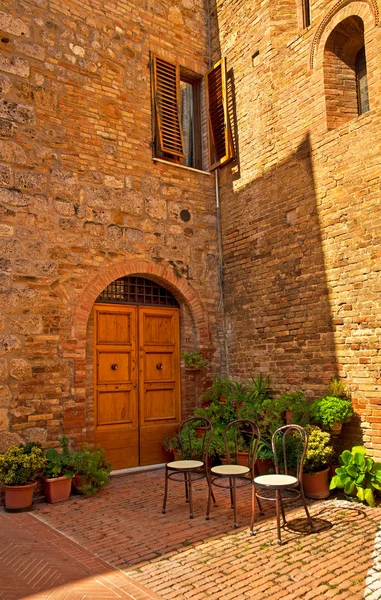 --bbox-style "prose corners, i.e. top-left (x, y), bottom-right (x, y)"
top-left (255, 493), bottom-right (265, 516)
top-left (275, 490), bottom-right (283, 545)
top-left (206, 475), bottom-right (212, 520)
top-left (162, 467), bottom-right (168, 514)
top-left (229, 477), bottom-right (234, 509)
top-left (279, 491), bottom-right (287, 526)
top-left (233, 479), bottom-right (238, 528)
top-left (188, 472), bottom-right (194, 519)
top-left (300, 485), bottom-right (315, 532)
top-left (184, 473), bottom-right (189, 503)
top-left (250, 483), bottom-right (256, 535)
